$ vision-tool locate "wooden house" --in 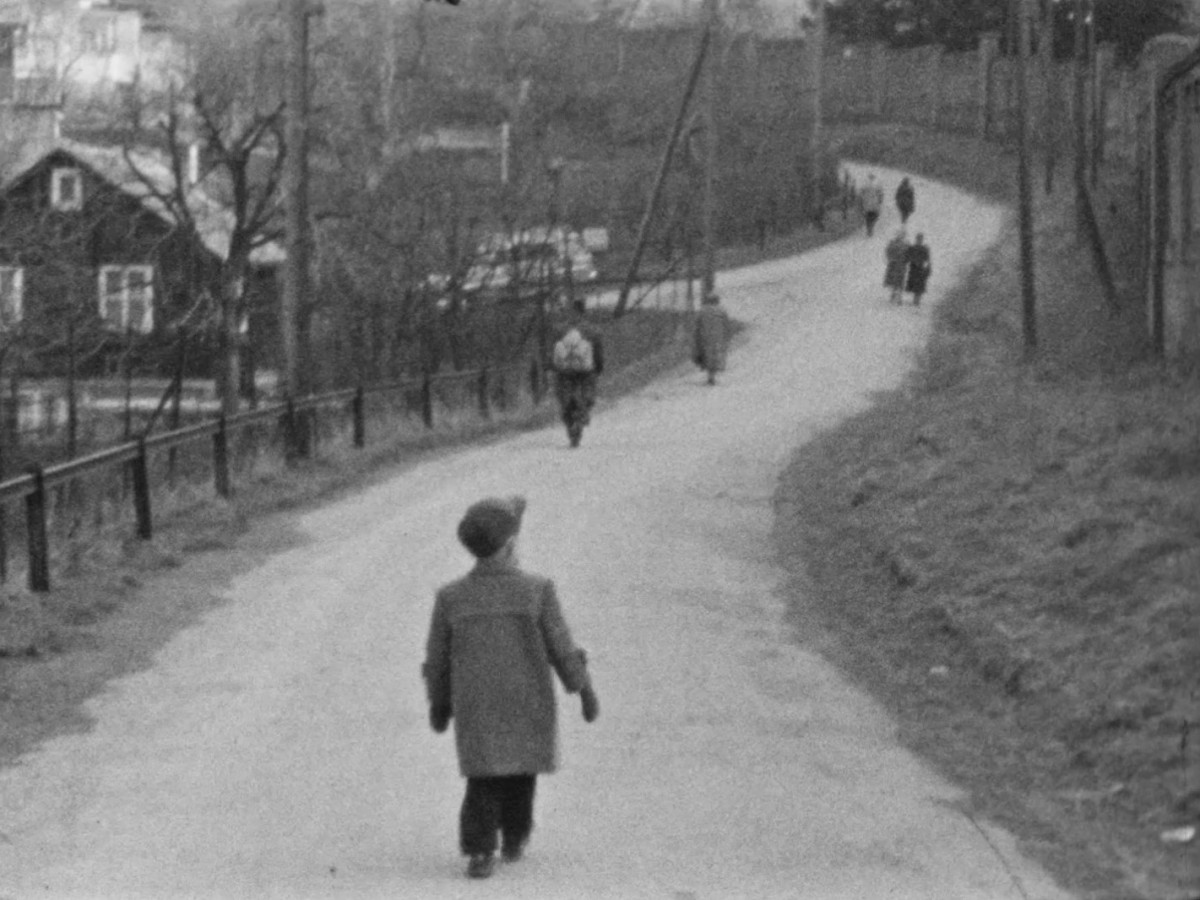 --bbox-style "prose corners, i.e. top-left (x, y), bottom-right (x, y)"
top-left (0, 139), bottom-right (282, 381)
